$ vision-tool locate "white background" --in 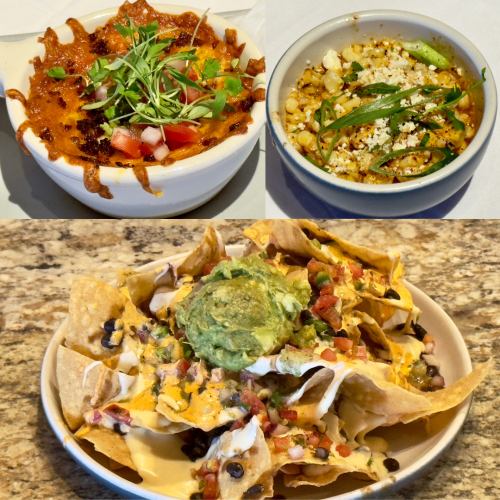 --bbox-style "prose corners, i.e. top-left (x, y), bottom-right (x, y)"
top-left (266, 0), bottom-right (500, 218)
top-left (0, 0), bottom-right (264, 219)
